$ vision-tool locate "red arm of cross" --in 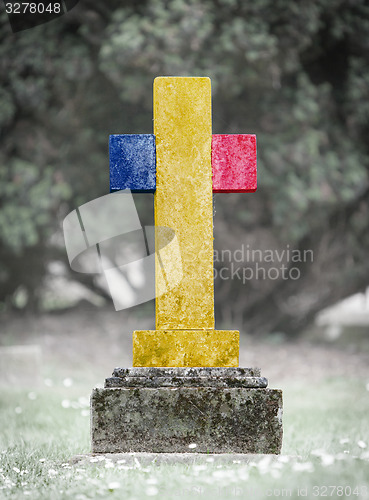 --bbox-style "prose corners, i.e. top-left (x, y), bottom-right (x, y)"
top-left (212, 134), bottom-right (257, 193)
